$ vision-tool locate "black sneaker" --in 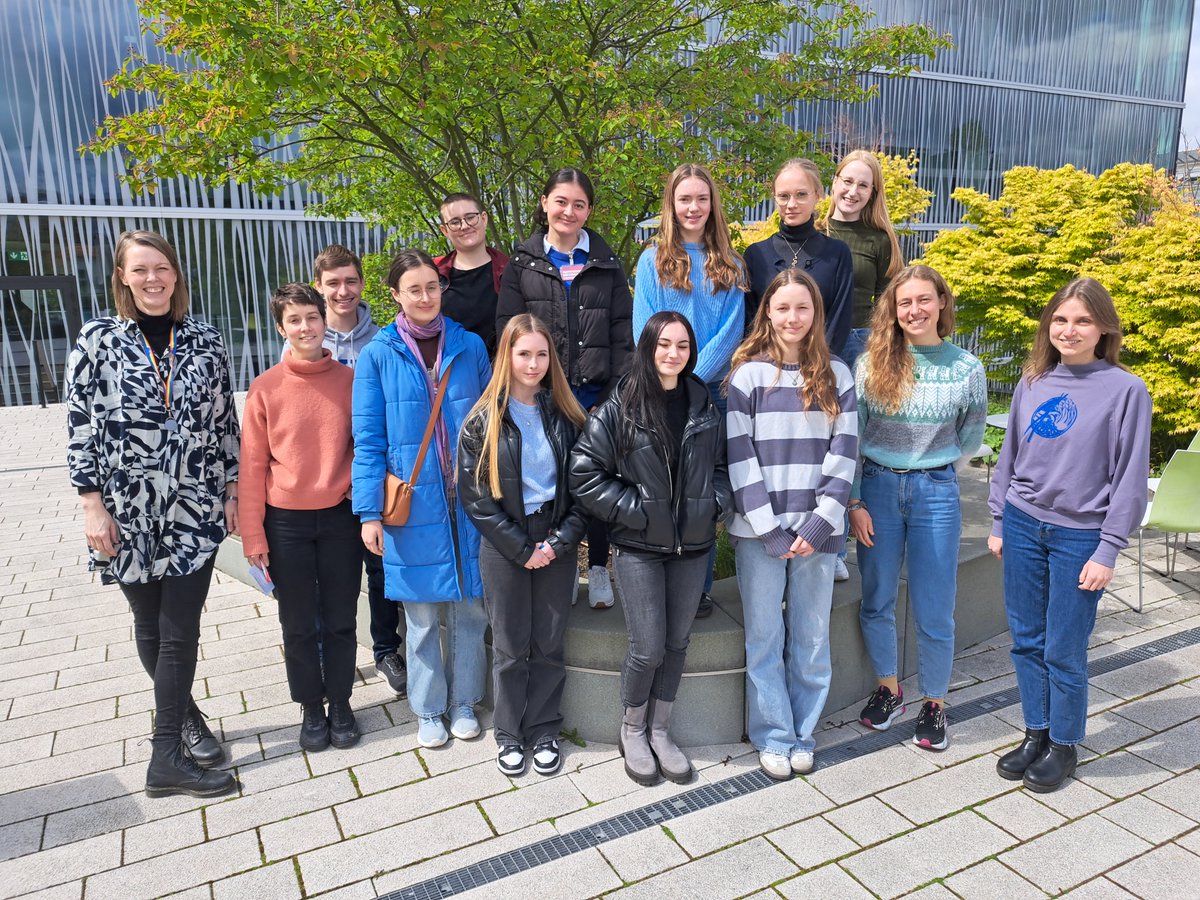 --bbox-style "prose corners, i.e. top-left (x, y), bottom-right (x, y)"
top-left (913, 701), bottom-right (948, 751)
top-left (532, 738), bottom-right (562, 776)
top-left (378, 652), bottom-right (407, 697)
top-left (299, 702), bottom-right (330, 752)
top-left (694, 593), bottom-right (715, 619)
top-left (859, 685), bottom-right (905, 731)
top-left (328, 699), bottom-right (361, 749)
top-left (497, 744), bottom-right (527, 776)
